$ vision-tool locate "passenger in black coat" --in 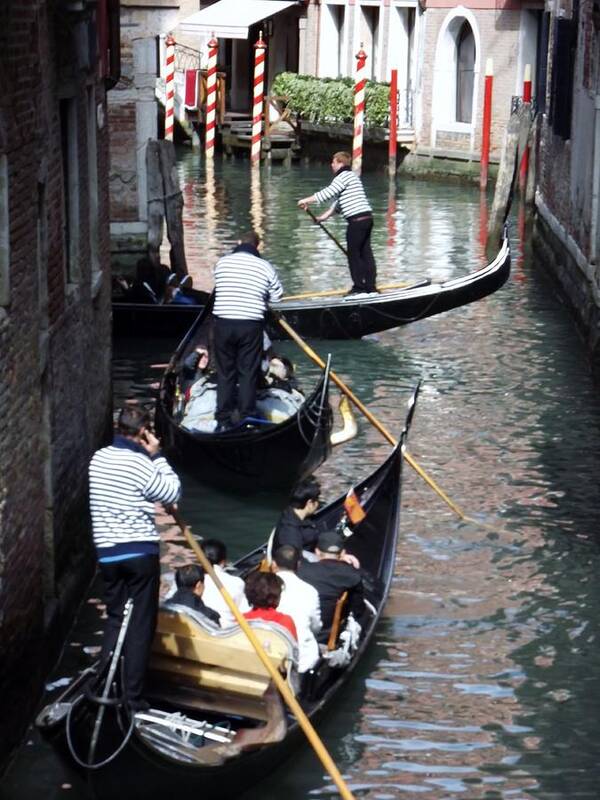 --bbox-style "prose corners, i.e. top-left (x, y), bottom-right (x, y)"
top-left (167, 564), bottom-right (220, 626)
top-left (272, 477), bottom-right (324, 554)
top-left (298, 530), bottom-right (364, 641)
